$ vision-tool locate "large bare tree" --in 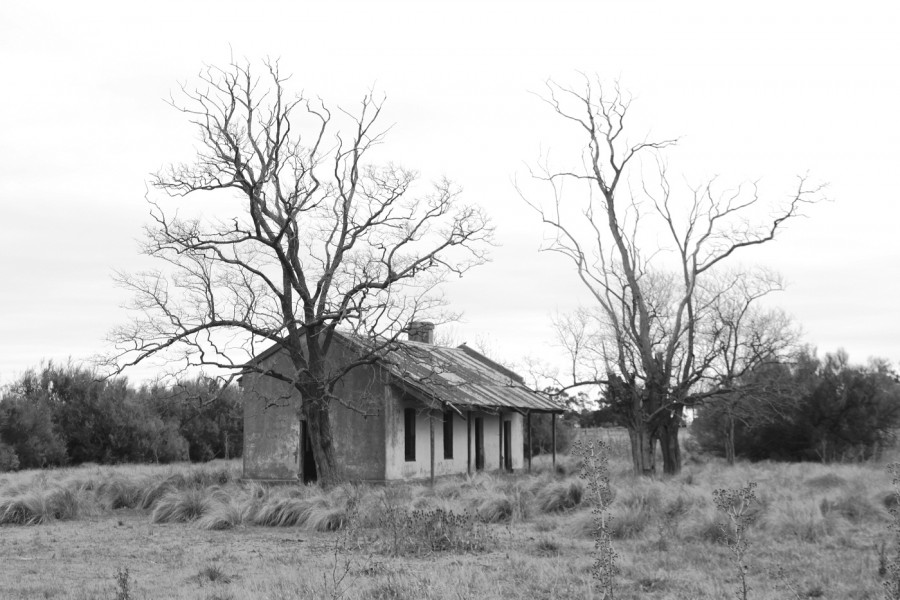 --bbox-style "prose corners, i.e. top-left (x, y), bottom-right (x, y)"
top-left (521, 80), bottom-right (821, 475)
top-left (107, 60), bottom-right (492, 484)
